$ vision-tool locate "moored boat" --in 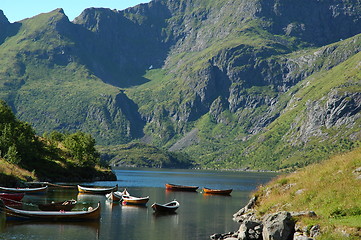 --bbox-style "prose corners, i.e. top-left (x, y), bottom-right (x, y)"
top-left (151, 200), bottom-right (180, 212)
top-left (0, 193), bottom-right (25, 205)
top-left (122, 192), bottom-right (149, 205)
top-left (0, 185), bottom-right (48, 194)
top-left (202, 187), bottom-right (233, 195)
top-left (105, 191), bottom-right (123, 202)
top-left (165, 183), bottom-right (198, 192)
top-left (77, 185), bottom-right (118, 194)
top-left (120, 189), bottom-right (149, 205)
top-left (0, 200), bottom-right (101, 221)
top-left (38, 199), bottom-right (77, 211)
